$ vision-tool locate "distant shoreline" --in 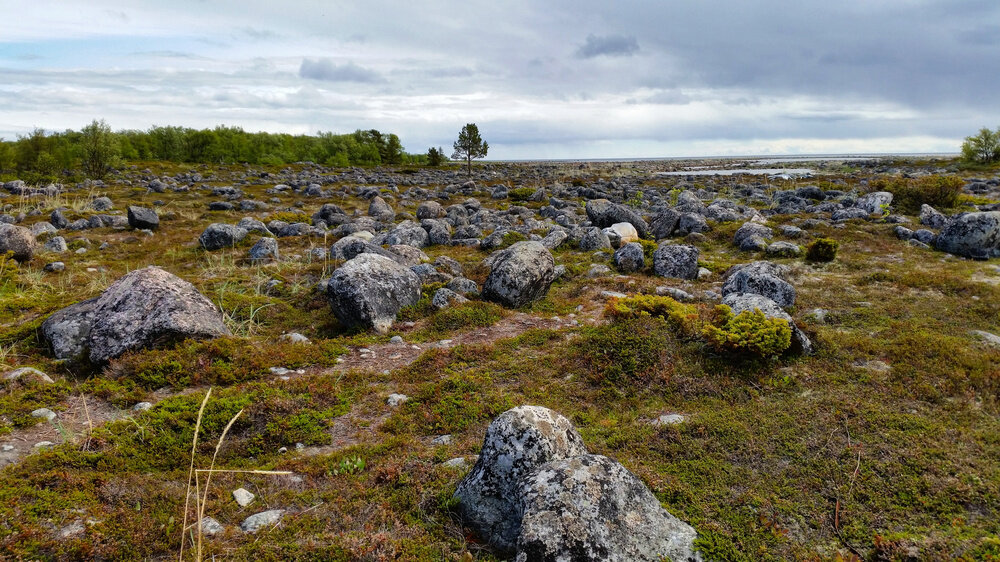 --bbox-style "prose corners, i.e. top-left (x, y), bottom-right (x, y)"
top-left (487, 152), bottom-right (960, 164)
